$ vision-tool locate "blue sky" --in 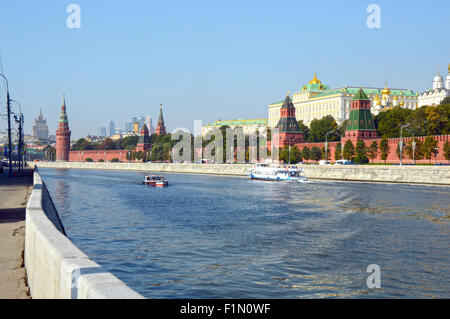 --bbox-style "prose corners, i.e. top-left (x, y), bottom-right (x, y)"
top-left (0, 0), bottom-right (449, 139)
